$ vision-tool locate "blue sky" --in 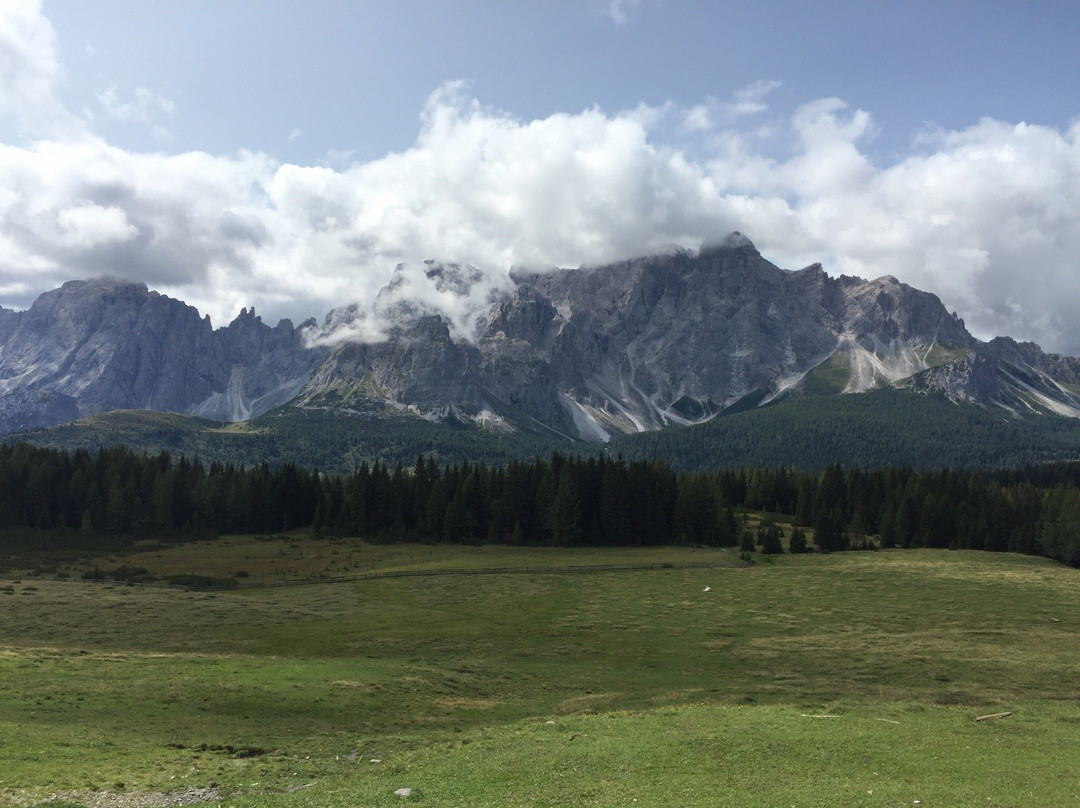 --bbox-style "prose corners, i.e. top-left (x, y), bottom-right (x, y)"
top-left (39, 1), bottom-right (1080, 166)
top-left (3, 1), bottom-right (1080, 352)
